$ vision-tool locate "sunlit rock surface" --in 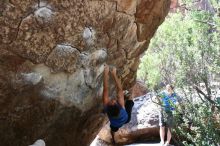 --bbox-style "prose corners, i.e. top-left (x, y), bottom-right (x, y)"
top-left (131, 80), bottom-right (148, 98)
top-left (0, 0), bottom-right (170, 145)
